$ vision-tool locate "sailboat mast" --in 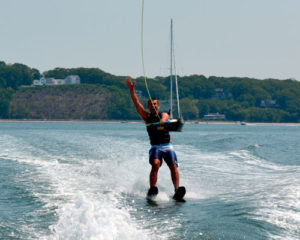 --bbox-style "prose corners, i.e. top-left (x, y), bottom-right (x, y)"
top-left (170, 19), bottom-right (174, 119)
